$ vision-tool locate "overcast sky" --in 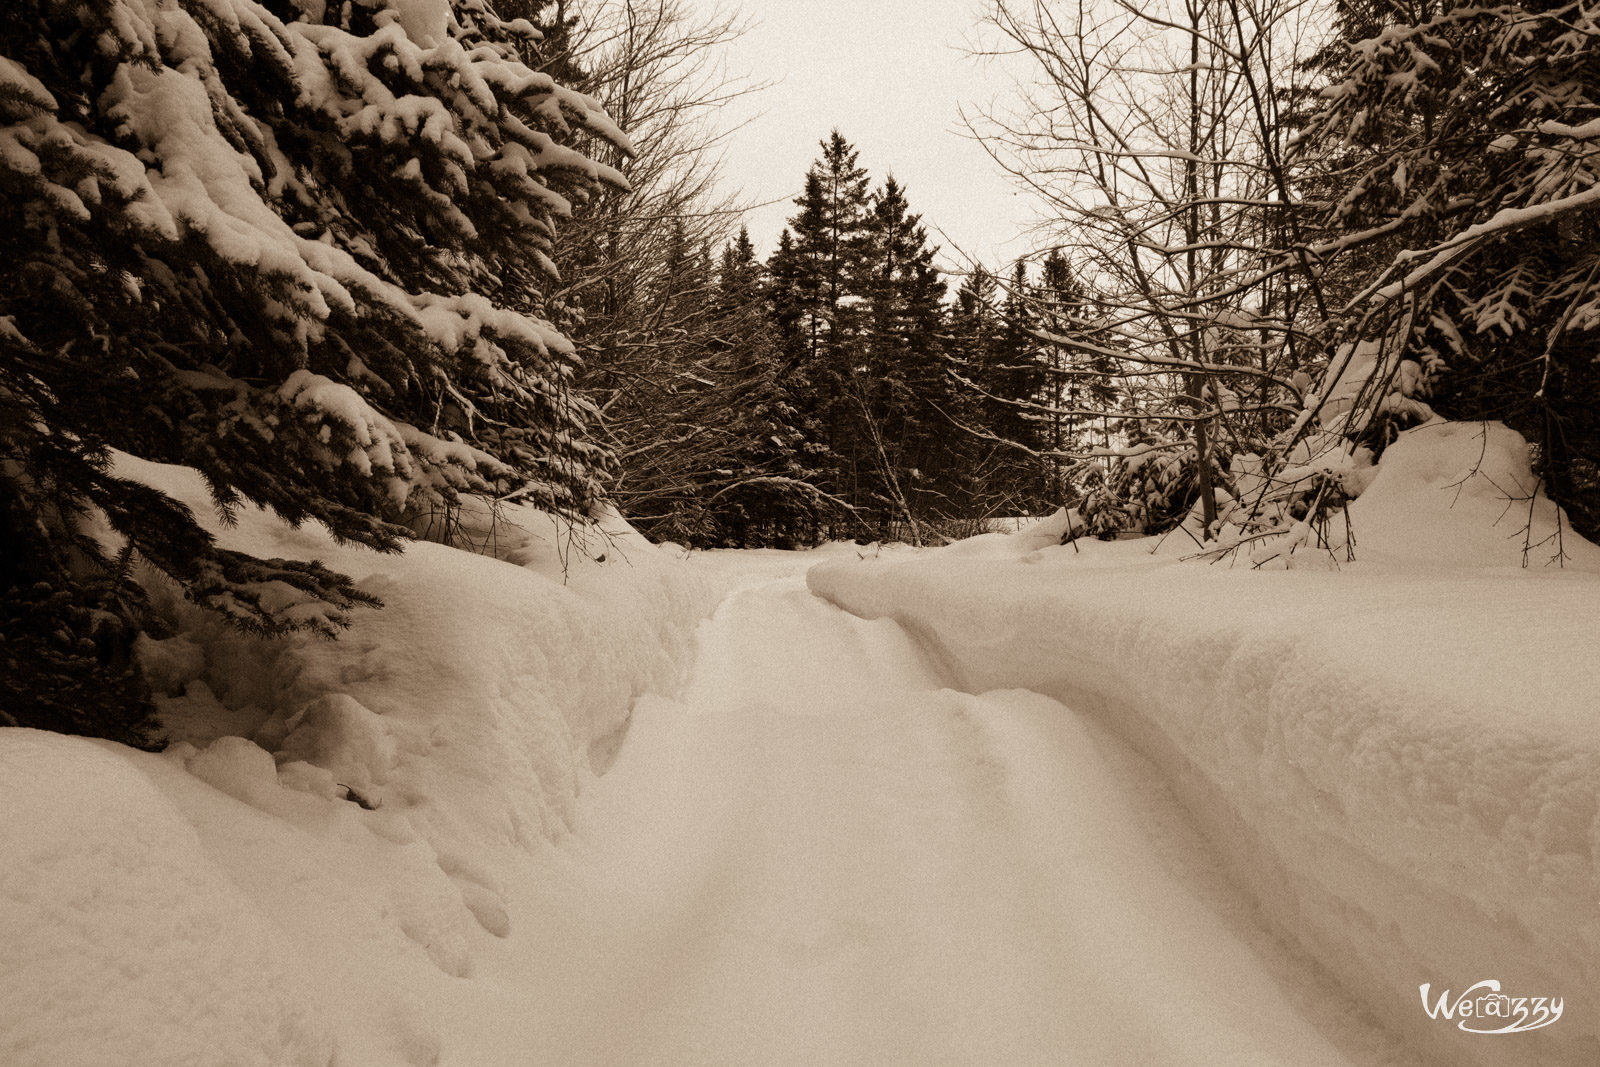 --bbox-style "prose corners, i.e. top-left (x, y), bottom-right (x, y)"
top-left (699, 0), bottom-right (1040, 272)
